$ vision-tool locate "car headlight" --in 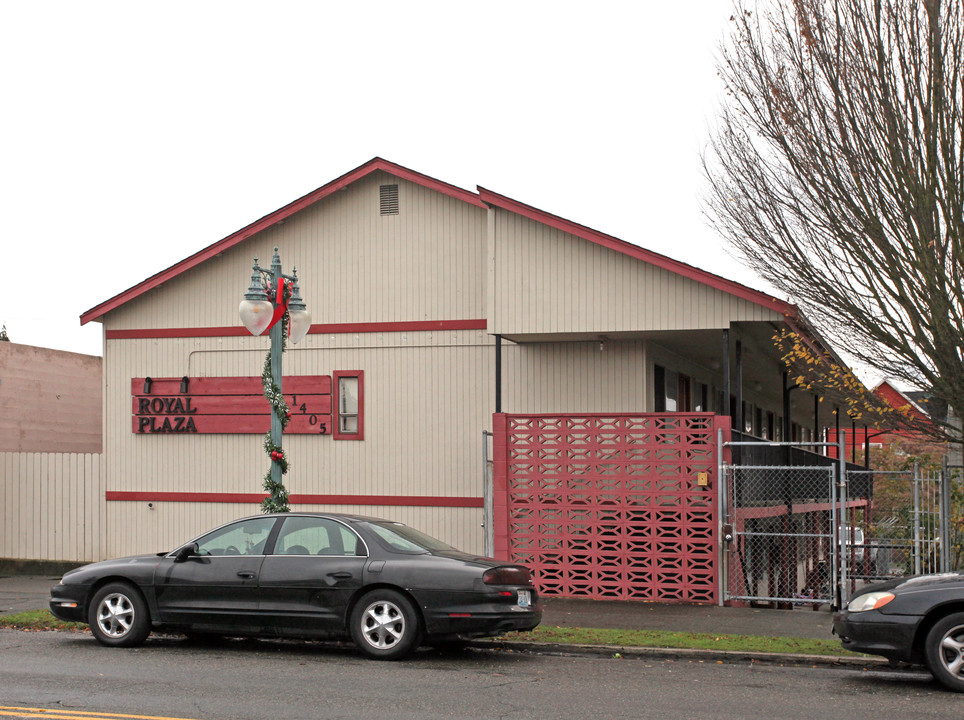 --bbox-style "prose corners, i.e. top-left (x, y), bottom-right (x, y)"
top-left (847, 591), bottom-right (895, 612)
